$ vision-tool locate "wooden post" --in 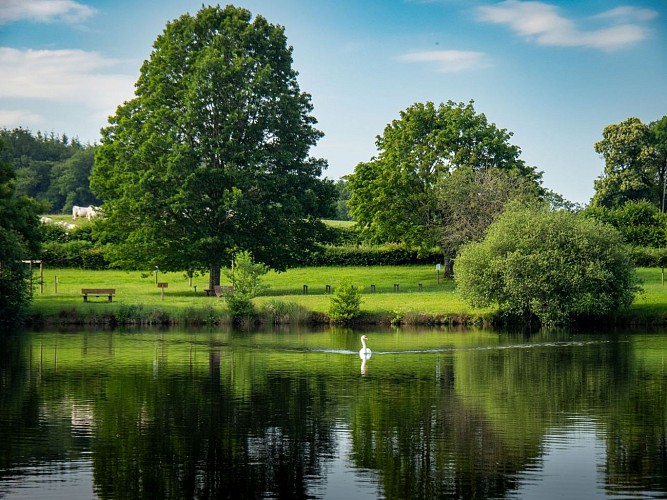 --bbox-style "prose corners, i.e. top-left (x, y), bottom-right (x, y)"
top-left (54, 276), bottom-right (58, 294)
top-left (158, 282), bottom-right (168, 301)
